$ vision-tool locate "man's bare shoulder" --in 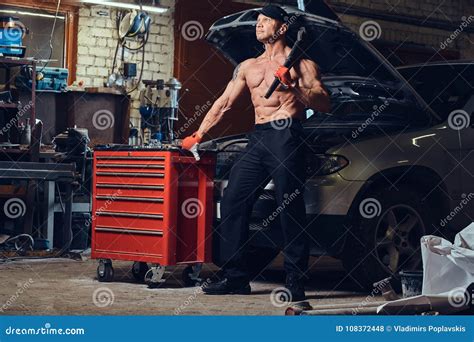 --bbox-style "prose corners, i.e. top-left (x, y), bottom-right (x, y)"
top-left (299, 58), bottom-right (319, 71)
top-left (232, 58), bottom-right (258, 80)
top-left (297, 58), bottom-right (323, 78)
top-left (240, 58), bottom-right (259, 71)
top-left (242, 57), bottom-right (259, 65)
